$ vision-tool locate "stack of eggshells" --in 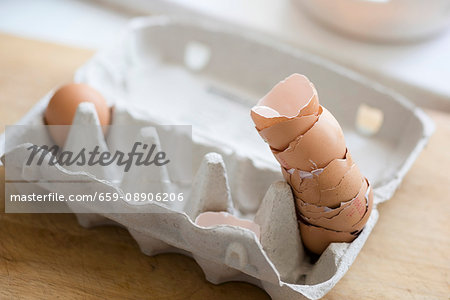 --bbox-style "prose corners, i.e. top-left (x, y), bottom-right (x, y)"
top-left (251, 74), bottom-right (373, 255)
